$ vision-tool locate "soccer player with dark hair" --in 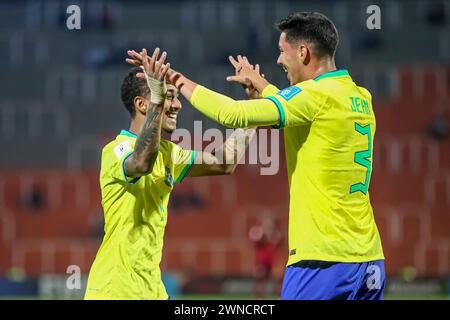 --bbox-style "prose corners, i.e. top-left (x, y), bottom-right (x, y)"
top-left (127, 11), bottom-right (385, 300)
top-left (85, 48), bottom-right (255, 299)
